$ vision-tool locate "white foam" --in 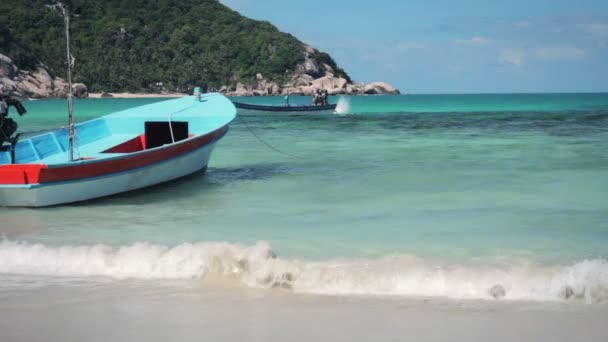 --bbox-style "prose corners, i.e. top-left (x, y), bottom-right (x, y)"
top-left (334, 97), bottom-right (351, 115)
top-left (1, 240), bottom-right (607, 303)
